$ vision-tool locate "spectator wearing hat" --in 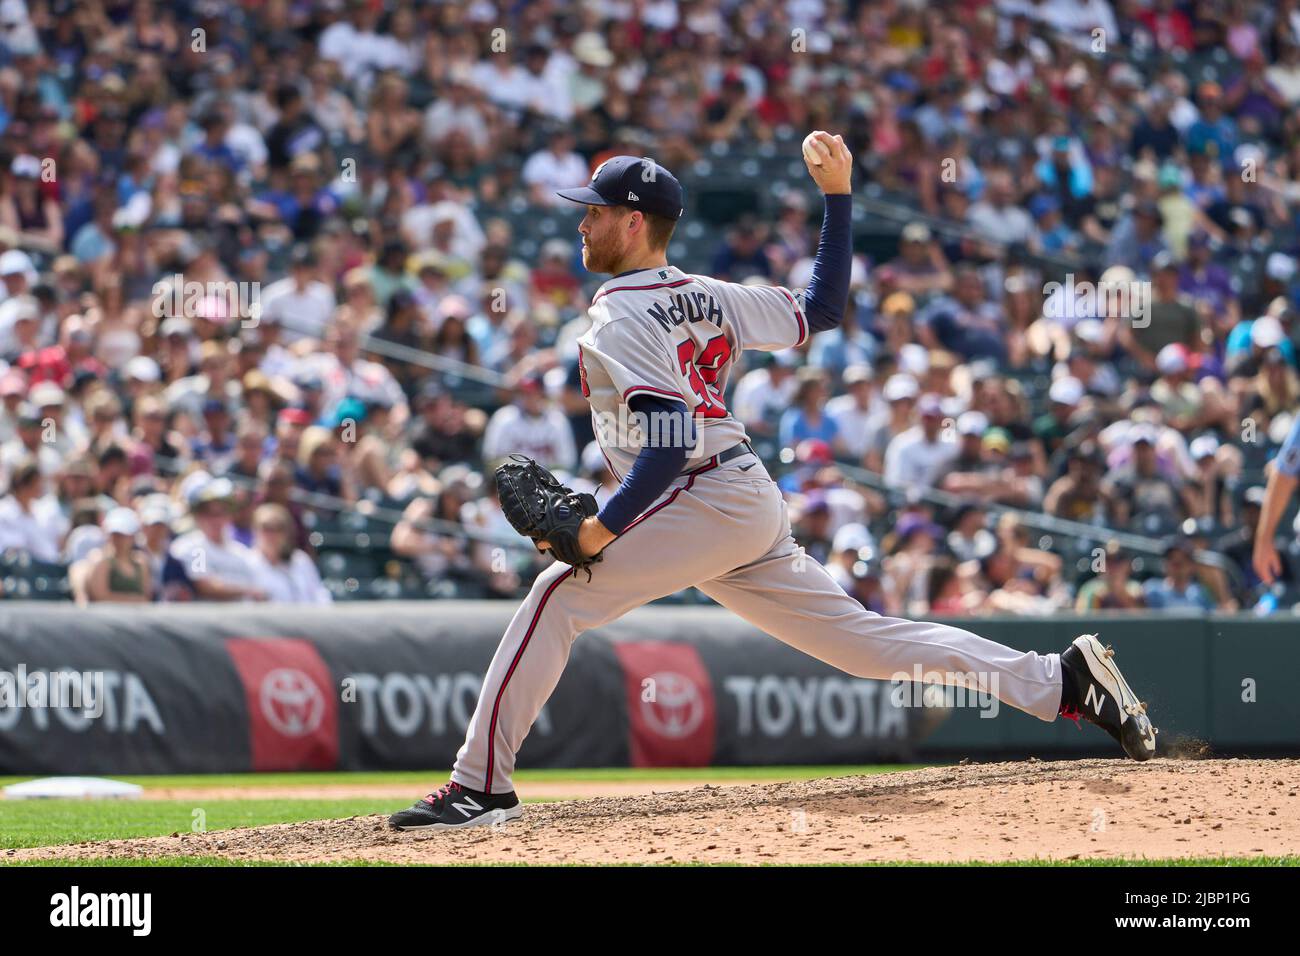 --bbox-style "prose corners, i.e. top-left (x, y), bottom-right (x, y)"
top-left (0, 250), bottom-right (38, 349)
top-left (0, 458), bottom-right (68, 562)
top-left (940, 414), bottom-right (1038, 508)
top-left (1185, 434), bottom-right (1241, 527)
top-left (1179, 232), bottom-right (1238, 328)
top-left (373, 290), bottom-right (432, 395)
top-left (0, 401), bottom-right (63, 479)
top-left (711, 219), bottom-right (773, 284)
top-left (1118, 251), bottom-right (1199, 375)
top-left (298, 317), bottom-right (409, 426)
top-left (239, 369), bottom-right (282, 424)
top-left (807, 281), bottom-right (878, 380)
top-left (340, 265), bottom-right (385, 334)
top-left (825, 365), bottom-right (876, 461)
top-left (1153, 162), bottom-right (1203, 259)
top-left (481, 375), bottom-right (575, 472)
top-left (408, 382), bottom-right (485, 473)
top-left (165, 339), bottom-right (240, 427)
top-left (331, 396), bottom-right (391, 496)
top-left (1028, 194), bottom-right (1079, 255)
top-left (825, 522), bottom-right (877, 593)
top-left (790, 491), bottom-right (835, 565)
top-left (880, 511), bottom-right (945, 615)
top-left (1102, 424), bottom-right (1188, 532)
top-left (521, 129), bottom-right (589, 209)
top-left (967, 168), bottom-right (1034, 247)
top-left (1143, 540), bottom-right (1217, 611)
top-left (884, 392), bottom-right (958, 489)
top-left (916, 265), bottom-right (1005, 364)
top-left (1214, 484), bottom-right (1267, 600)
top-left (1240, 345), bottom-right (1300, 432)
top-left (885, 222), bottom-right (953, 298)
top-left (136, 495), bottom-right (176, 600)
top-left (1075, 542), bottom-right (1146, 611)
top-left (863, 373), bottom-right (919, 474)
top-left (946, 411), bottom-right (990, 475)
top-left (0, 370), bottom-right (28, 444)
top-left (731, 350), bottom-right (799, 440)
top-left (269, 406), bottom-right (312, 469)
top-left (220, 419), bottom-right (269, 485)
top-left (168, 475), bottom-right (265, 601)
top-left (258, 244), bottom-right (335, 343)
top-left (1106, 200), bottom-right (1169, 274)
top-left (122, 354), bottom-right (164, 403)
top-left (128, 394), bottom-right (187, 478)
top-left (1033, 376), bottom-right (1085, 457)
top-left (1151, 344), bottom-right (1230, 434)
top-left (247, 503), bottom-right (331, 604)
top-left (294, 425), bottom-right (352, 504)
top-left (0, 154), bottom-right (64, 255)
top-left (26, 375), bottom-right (71, 448)
top-left (85, 507), bottom-right (151, 603)
top-left (0, 297), bottom-right (43, 363)
top-left (779, 367), bottom-right (842, 455)
top-left (191, 397), bottom-right (236, 466)
top-left (530, 239), bottom-right (584, 314)
top-left (1044, 440), bottom-right (1111, 523)
top-left (1225, 312), bottom-right (1298, 376)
